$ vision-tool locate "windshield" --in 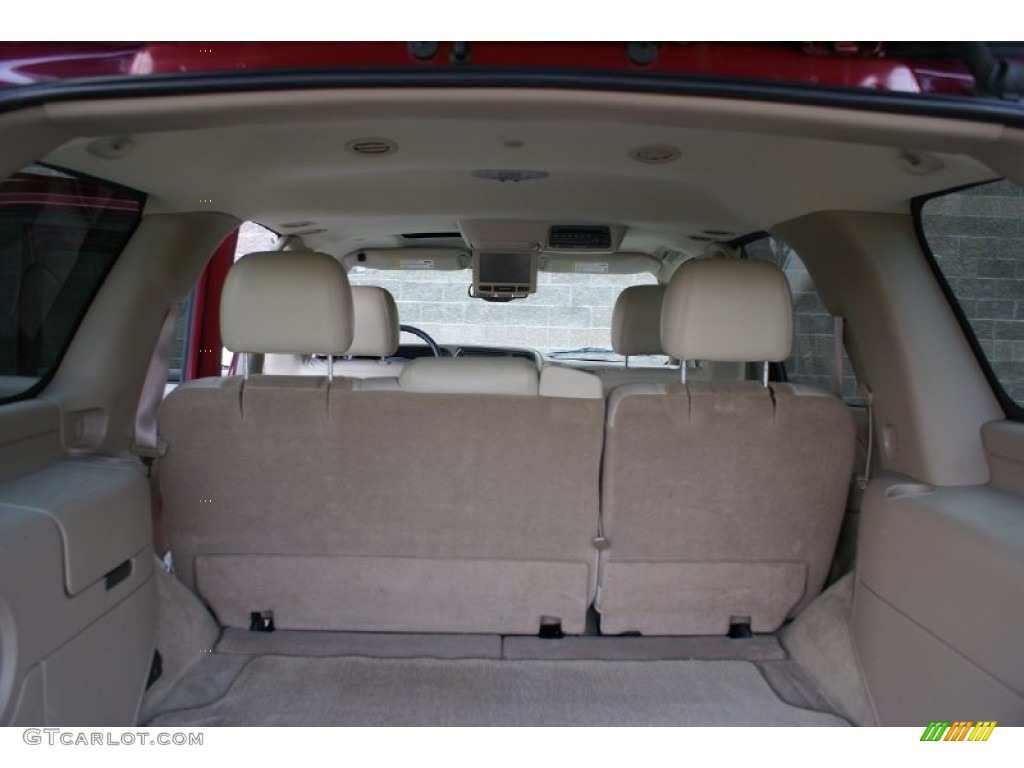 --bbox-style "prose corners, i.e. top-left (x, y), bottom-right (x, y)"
top-left (347, 266), bottom-right (665, 364)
